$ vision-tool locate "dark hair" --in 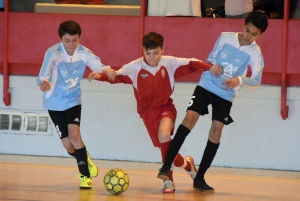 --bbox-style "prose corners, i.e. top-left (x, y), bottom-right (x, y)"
top-left (58, 20), bottom-right (82, 39)
top-left (245, 10), bottom-right (268, 33)
top-left (143, 32), bottom-right (164, 50)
